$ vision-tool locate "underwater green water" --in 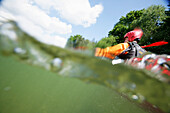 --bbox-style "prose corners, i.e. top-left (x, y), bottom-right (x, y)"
top-left (0, 54), bottom-right (146, 113)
